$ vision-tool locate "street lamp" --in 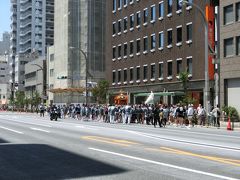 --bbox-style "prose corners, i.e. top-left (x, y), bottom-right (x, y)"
top-left (182, 0), bottom-right (216, 114)
top-left (69, 46), bottom-right (88, 105)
